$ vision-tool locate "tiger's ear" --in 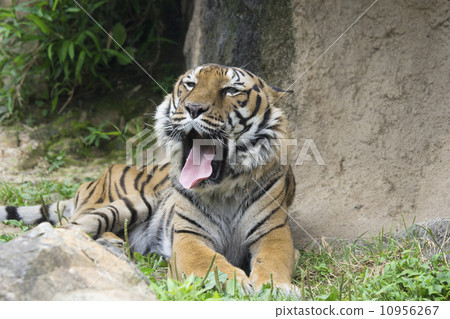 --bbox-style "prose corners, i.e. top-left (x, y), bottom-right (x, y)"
top-left (263, 84), bottom-right (293, 103)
